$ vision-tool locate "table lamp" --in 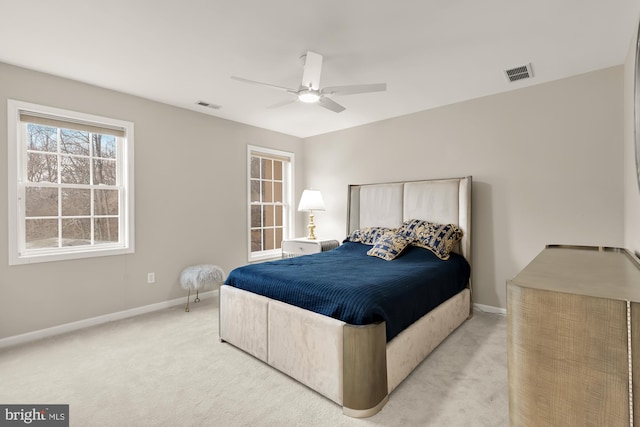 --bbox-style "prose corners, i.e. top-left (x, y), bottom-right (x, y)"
top-left (297, 189), bottom-right (325, 240)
